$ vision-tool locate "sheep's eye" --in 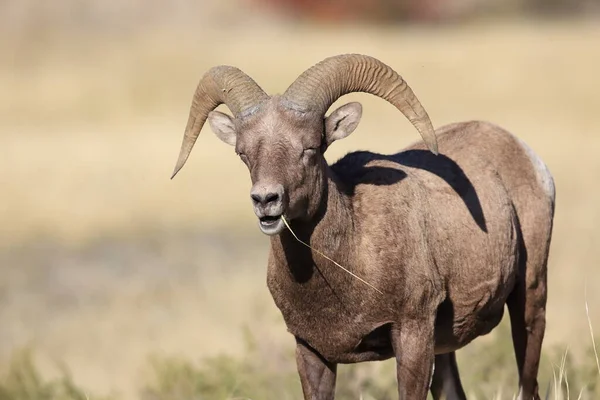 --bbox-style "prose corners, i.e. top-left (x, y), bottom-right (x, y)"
top-left (303, 148), bottom-right (317, 157)
top-left (302, 148), bottom-right (318, 165)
